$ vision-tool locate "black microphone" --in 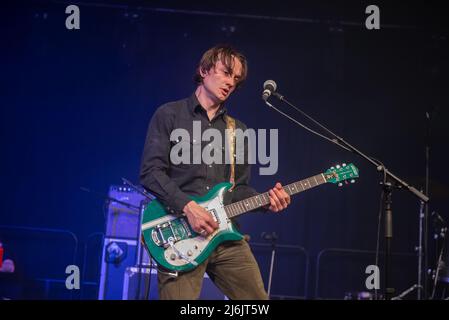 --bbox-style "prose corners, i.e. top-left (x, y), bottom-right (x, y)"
top-left (262, 80), bottom-right (277, 101)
